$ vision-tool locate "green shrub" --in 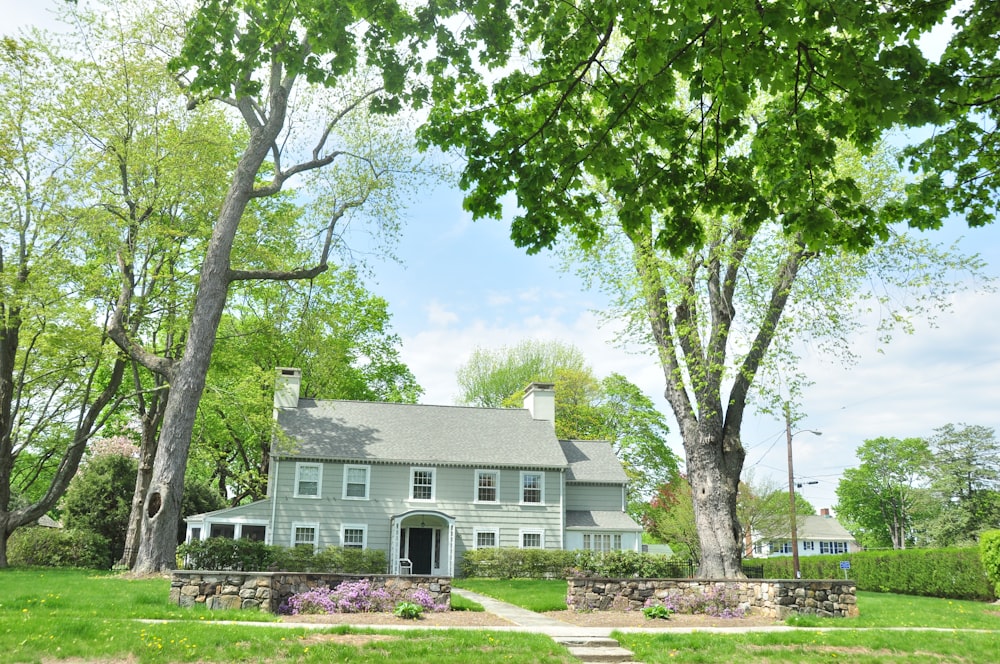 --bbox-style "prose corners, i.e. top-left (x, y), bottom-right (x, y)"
top-left (641, 603), bottom-right (672, 620)
top-left (460, 547), bottom-right (579, 578)
top-left (62, 454), bottom-right (136, 564)
top-left (176, 538), bottom-right (387, 574)
top-left (754, 548), bottom-right (994, 601)
top-left (8, 527), bottom-right (111, 569)
top-left (460, 548), bottom-right (692, 579)
top-left (393, 601), bottom-right (423, 619)
top-left (980, 530), bottom-right (1000, 598)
